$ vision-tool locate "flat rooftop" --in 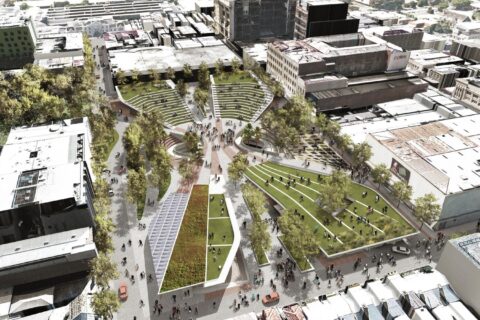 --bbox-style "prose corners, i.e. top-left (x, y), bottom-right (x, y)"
top-left (271, 33), bottom-right (388, 64)
top-left (0, 118), bottom-right (92, 212)
top-left (0, 227), bottom-right (95, 271)
top-left (370, 115), bottom-right (480, 194)
top-left (450, 233), bottom-right (480, 269)
top-left (409, 49), bottom-right (464, 67)
top-left (109, 41), bottom-right (238, 74)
